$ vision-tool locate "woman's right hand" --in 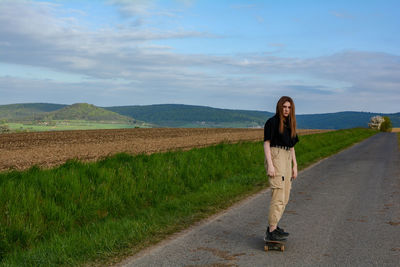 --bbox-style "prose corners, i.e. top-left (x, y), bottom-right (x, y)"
top-left (267, 164), bottom-right (276, 177)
